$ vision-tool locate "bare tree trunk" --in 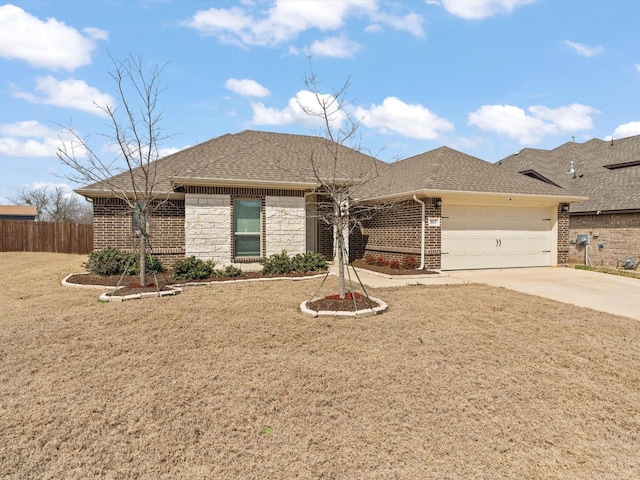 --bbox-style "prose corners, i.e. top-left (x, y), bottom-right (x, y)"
top-left (336, 225), bottom-right (346, 299)
top-left (139, 237), bottom-right (147, 286)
